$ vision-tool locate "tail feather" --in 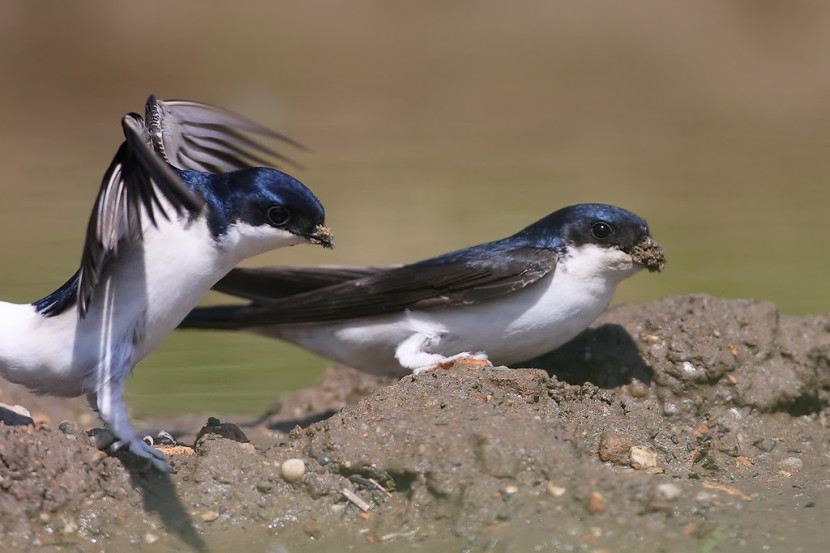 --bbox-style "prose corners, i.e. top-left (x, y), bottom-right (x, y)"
top-left (179, 305), bottom-right (251, 330)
